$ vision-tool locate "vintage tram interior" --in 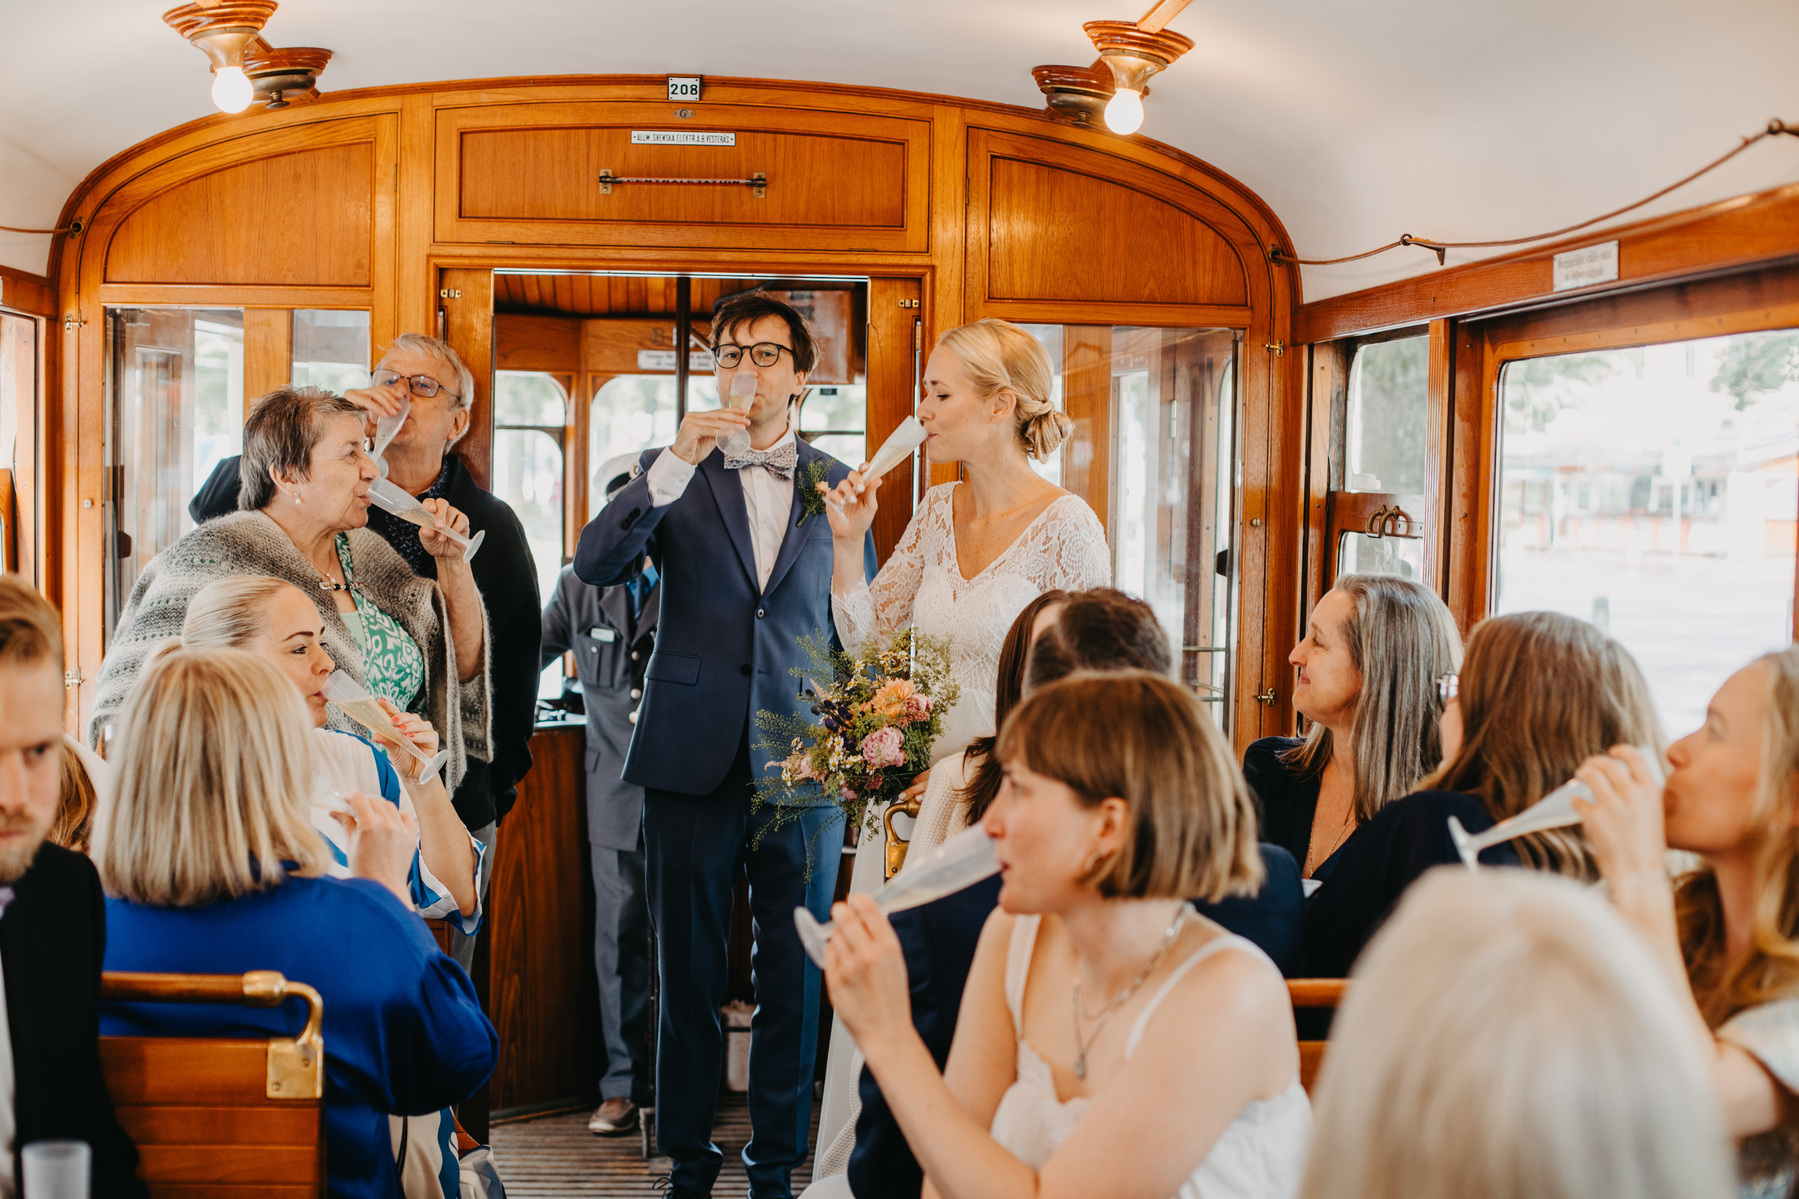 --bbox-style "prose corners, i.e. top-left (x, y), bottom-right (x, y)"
top-left (1, 1), bottom-right (1797, 1196)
